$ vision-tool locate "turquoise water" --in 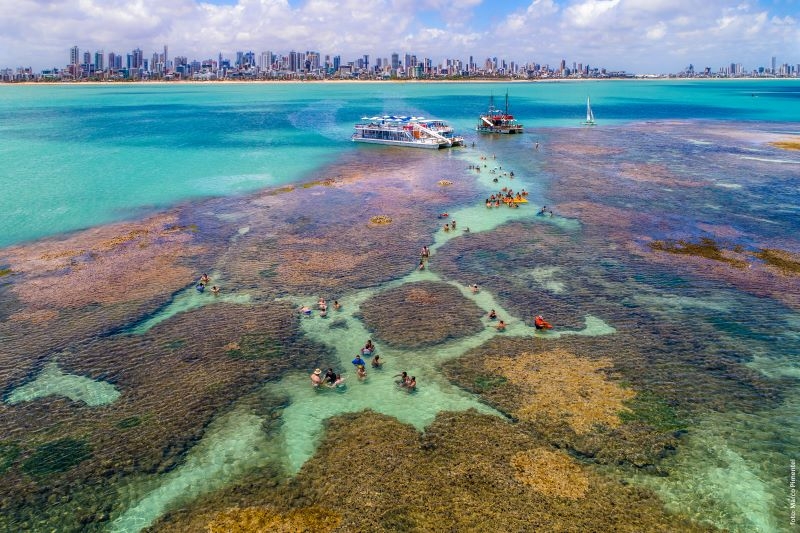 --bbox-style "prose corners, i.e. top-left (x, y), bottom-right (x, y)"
top-left (1, 81), bottom-right (799, 532)
top-left (1, 80), bottom-right (799, 247)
